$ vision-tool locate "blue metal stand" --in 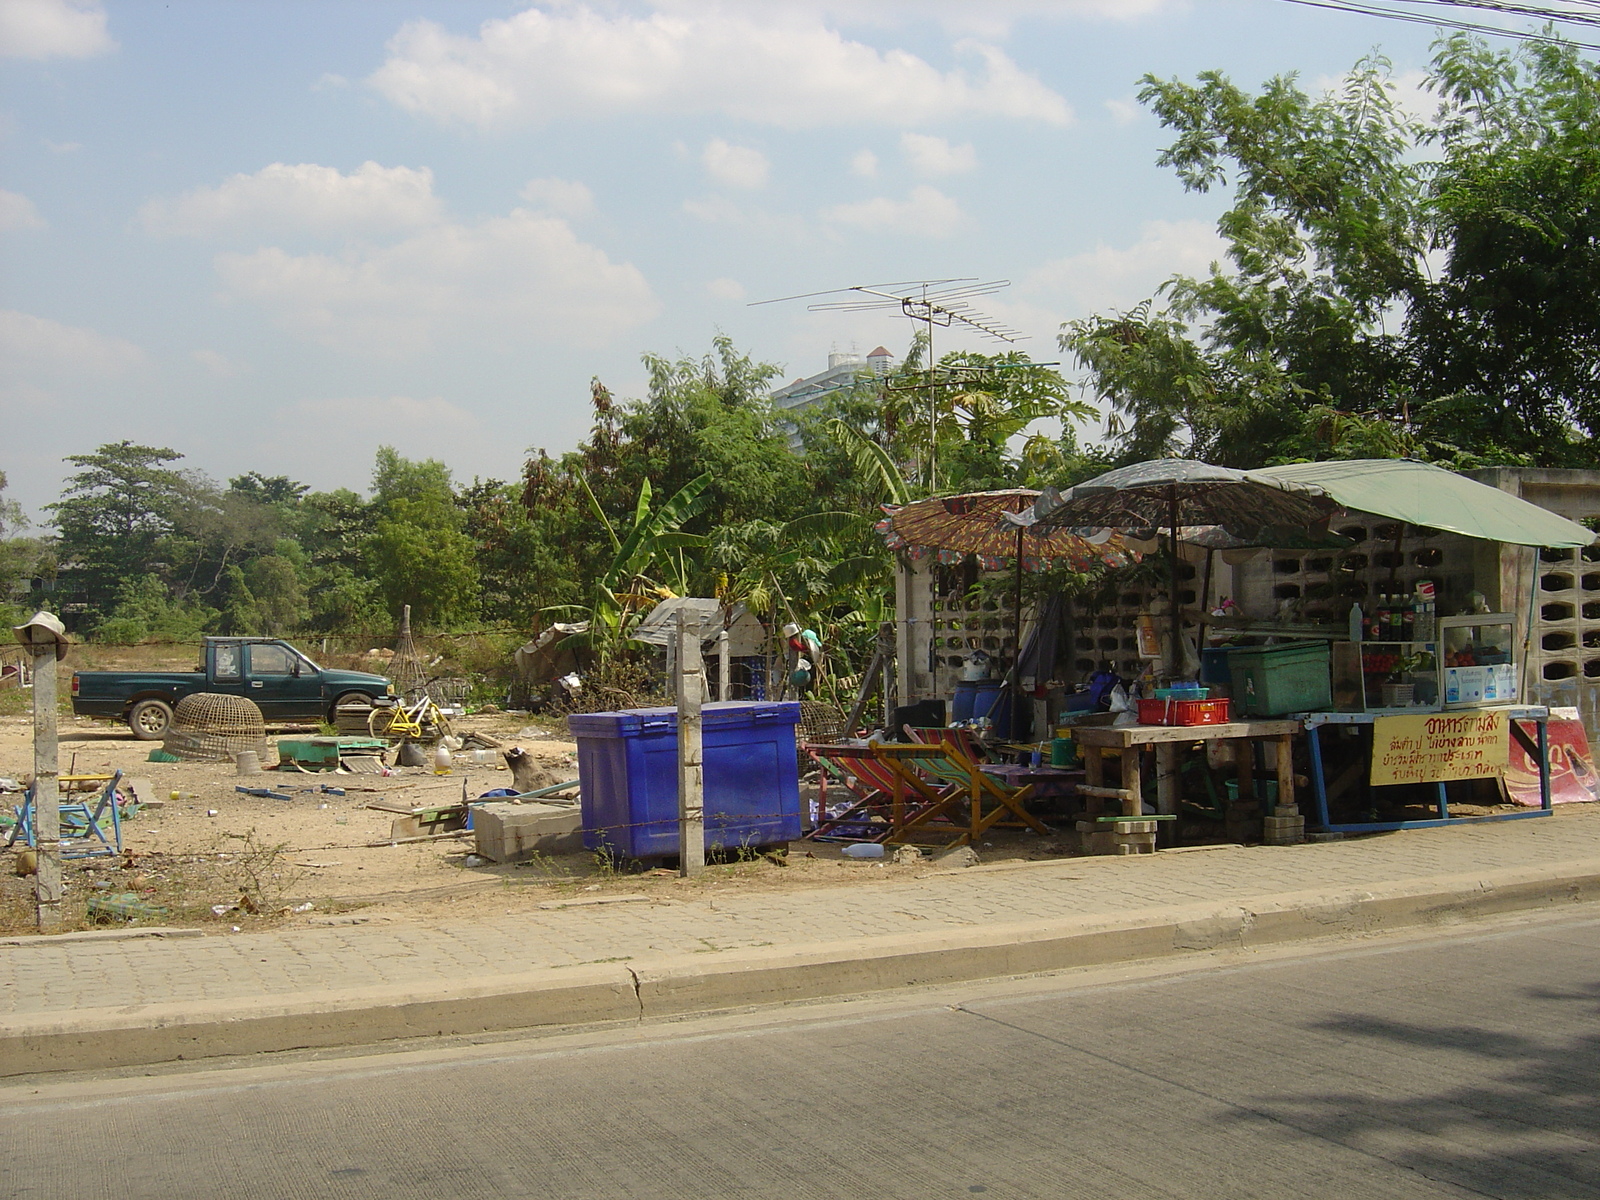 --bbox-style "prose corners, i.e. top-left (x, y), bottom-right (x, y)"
top-left (8, 770), bottom-right (126, 858)
top-left (1302, 708), bottom-right (1551, 834)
